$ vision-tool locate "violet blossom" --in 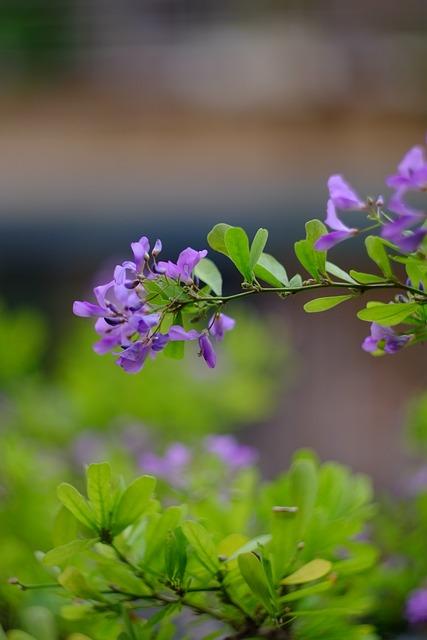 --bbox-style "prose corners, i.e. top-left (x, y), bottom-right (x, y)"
top-left (73, 233), bottom-right (236, 372)
top-left (383, 141), bottom-right (427, 251)
top-left (406, 588), bottom-right (427, 625)
top-left (205, 435), bottom-right (258, 469)
top-left (315, 175), bottom-right (365, 251)
top-left (156, 247), bottom-right (207, 284)
top-left (209, 313), bottom-right (236, 340)
top-left (362, 323), bottom-right (411, 355)
top-left (139, 443), bottom-right (191, 486)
